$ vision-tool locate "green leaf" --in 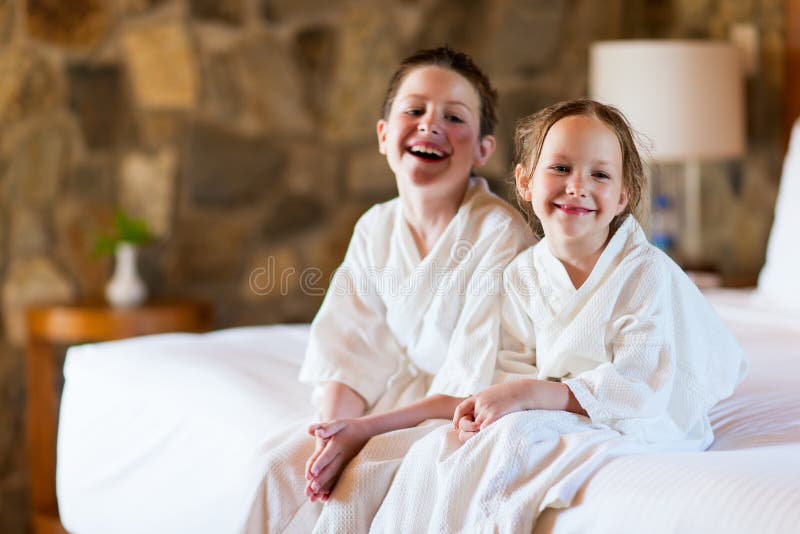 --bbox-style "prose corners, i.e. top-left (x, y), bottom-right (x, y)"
top-left (114, 211), bottom-right (153, 245)
top-left (92, 211), bottom-right (154, 257)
